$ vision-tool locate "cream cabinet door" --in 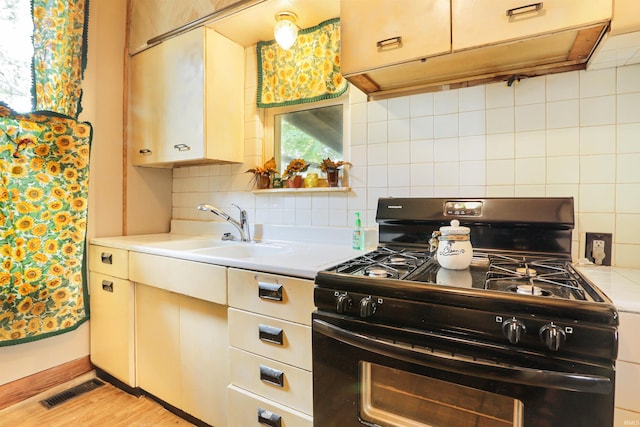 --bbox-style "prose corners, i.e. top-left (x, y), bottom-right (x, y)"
top-left (180, 295), bottom-right (228, 427)
top-left (162, 26), bottom-right (244, 164)
top-left (135, 284), bottom-right (181, 407)
top-left (89, 272), bottom-right (135, 387)
top-left (340, 0), bottom-right (451, 76)
top-left (129, 26), bottom-right (244, 167)
top-left (130, 44), bottom-right (164, 165)
top-left (162, 28), bottom-right (206, 162)
top-left (452, 0), bottom-right (612, 51)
